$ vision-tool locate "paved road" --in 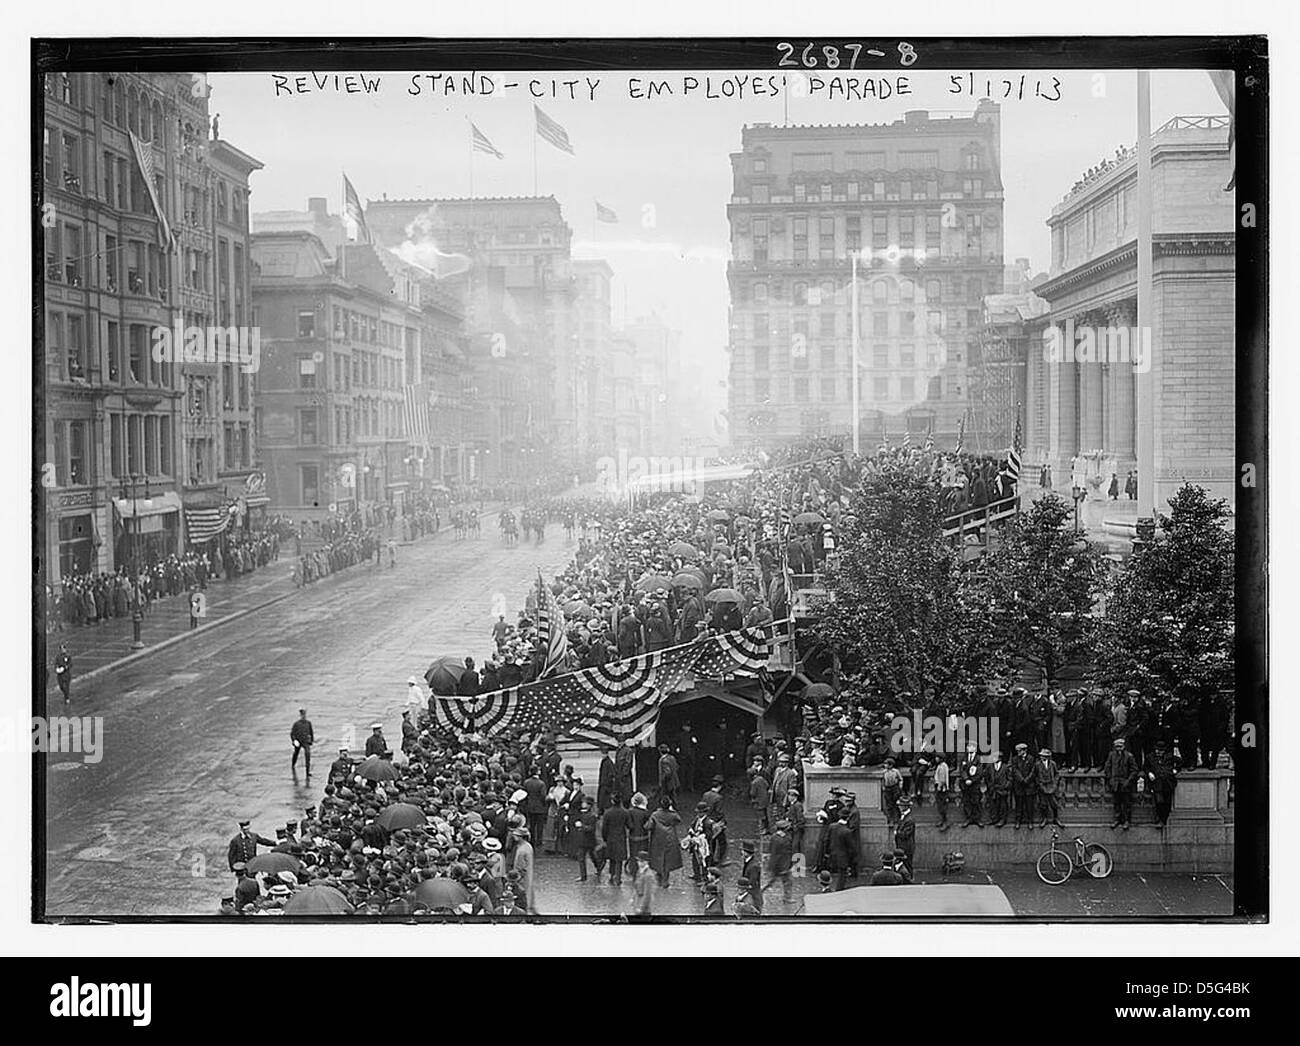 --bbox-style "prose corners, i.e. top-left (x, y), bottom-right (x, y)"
top-left (42, 524), bottom-right (575, 917)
